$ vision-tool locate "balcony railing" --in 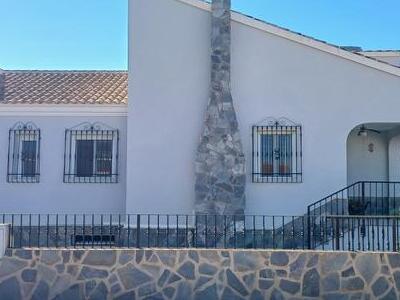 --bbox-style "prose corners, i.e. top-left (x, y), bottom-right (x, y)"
top-left (2, 213), bottom-right (400, 252)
